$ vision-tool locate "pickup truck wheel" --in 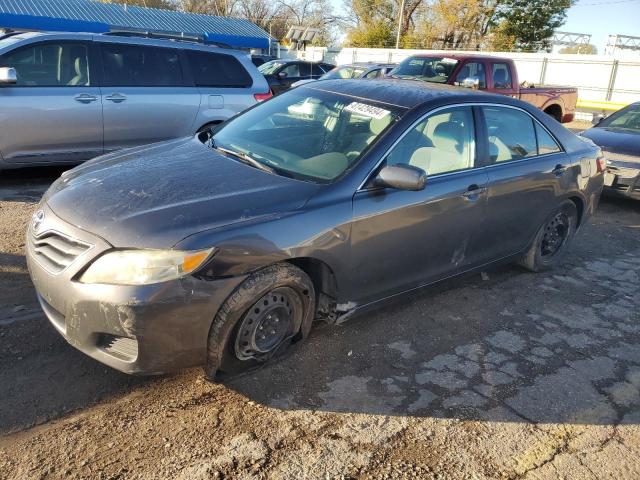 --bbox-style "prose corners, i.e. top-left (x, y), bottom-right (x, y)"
top-left (519, 200), bottom-right (577, 272)
top-left (205, 263), bottom-right (315, 380)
